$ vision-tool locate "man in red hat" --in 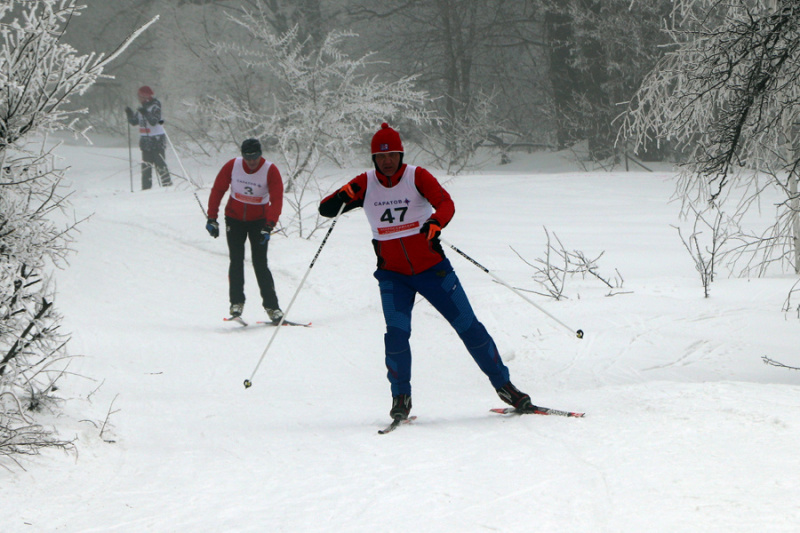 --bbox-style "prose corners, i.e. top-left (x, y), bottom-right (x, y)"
top-left (125, 85), bottom-right (172, 190)
top-left (319, 122), bottom-right (535, 422)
